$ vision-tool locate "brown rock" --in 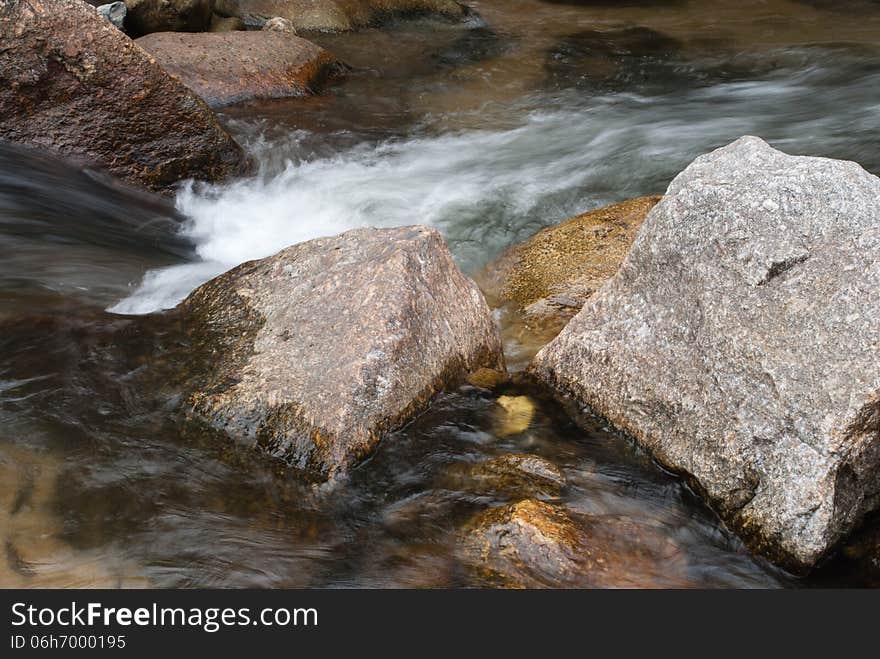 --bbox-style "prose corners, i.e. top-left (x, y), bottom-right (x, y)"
top-left (479, 196), bottom-right (661, 344)
top-left (136, 31), bottom-right (344, 107)
top-left (460, 499), bottom-right (688, 588)
top-left (124, 0), bottom-right (215, 37)
top-left (0, 444), bottom-right (147, 587)
top-left (465, 366), bottom-right (508, 389)
top-left (440, 453), bottom-right (567, 499)
top-left (180, 226), bottom-right (504, 481)
top-left (214, 0), bottom-right (471, 32)
top-left (493, 394), bottom-right (536, 436)
top-left (0, 0), bottom-right (246, 191)
top-left (209, 12), bottom-right (244, 31)
top-left (262, 15), bottom-right (295, 32)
